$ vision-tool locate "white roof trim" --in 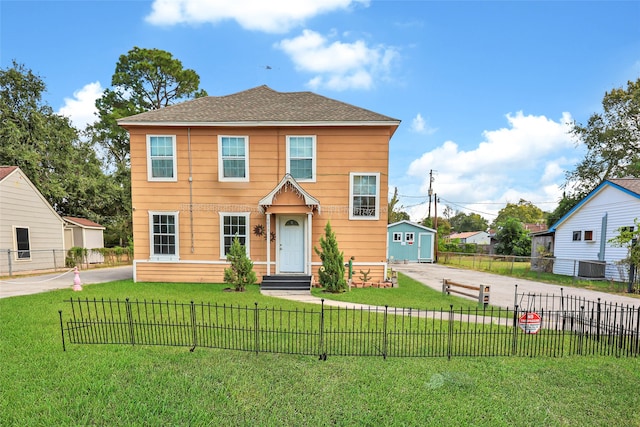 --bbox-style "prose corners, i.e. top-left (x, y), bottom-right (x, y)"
top-left (259, 174), bottom-right (320, 213)
top-left (118, 120), bottom-right (400, 127)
